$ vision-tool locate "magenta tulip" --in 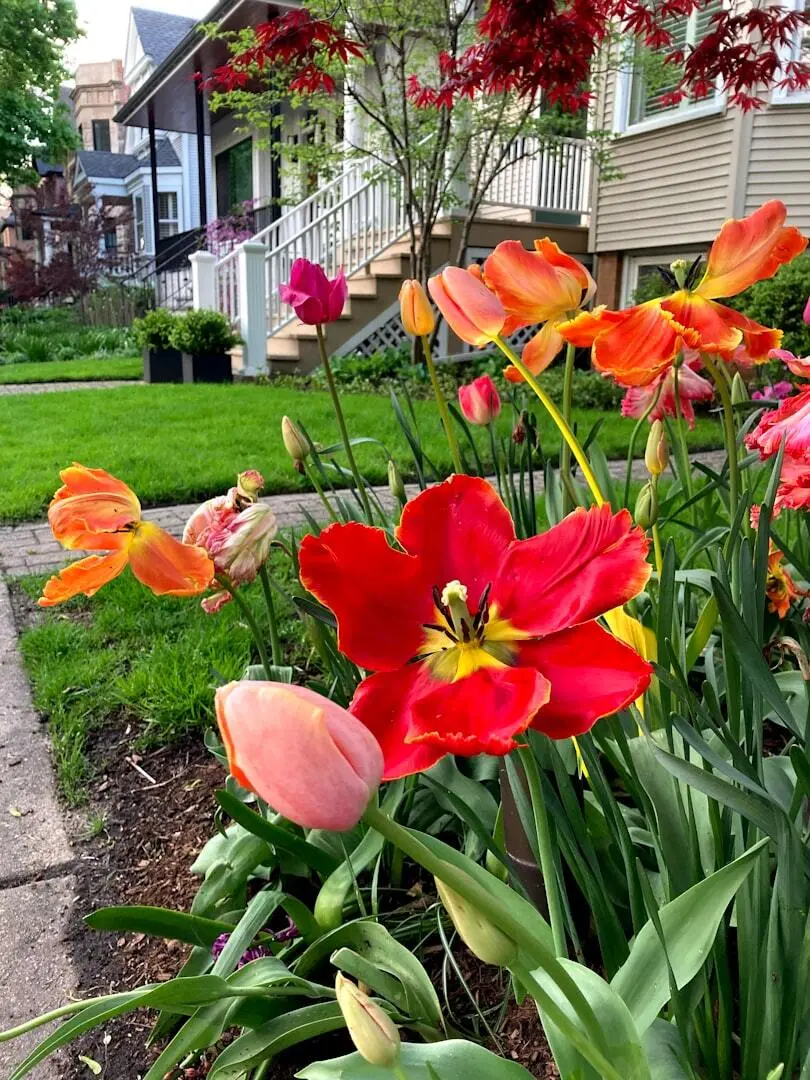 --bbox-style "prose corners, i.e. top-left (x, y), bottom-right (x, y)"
top-left (458, 374), bottom-right (502, 425)
top-left (216, 681), bottom-right (383, 831)
top-left (279, 259), bottom-right (347, 325)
